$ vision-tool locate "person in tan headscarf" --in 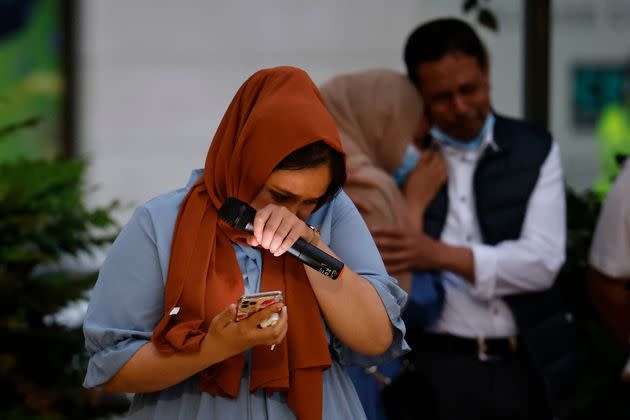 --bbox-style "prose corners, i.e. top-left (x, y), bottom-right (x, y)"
top-left (320, 69), bottom-right (447, 420)
top-left (82, 67), bottom-right (408, 420)
top-left (320, 69), bottom-right (447, 292)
